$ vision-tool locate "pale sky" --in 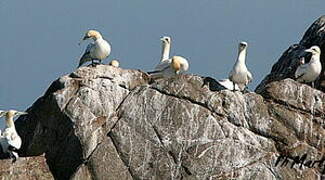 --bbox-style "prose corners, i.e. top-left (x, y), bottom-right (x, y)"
top-left (0, 0), bottom-right (324, 128)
